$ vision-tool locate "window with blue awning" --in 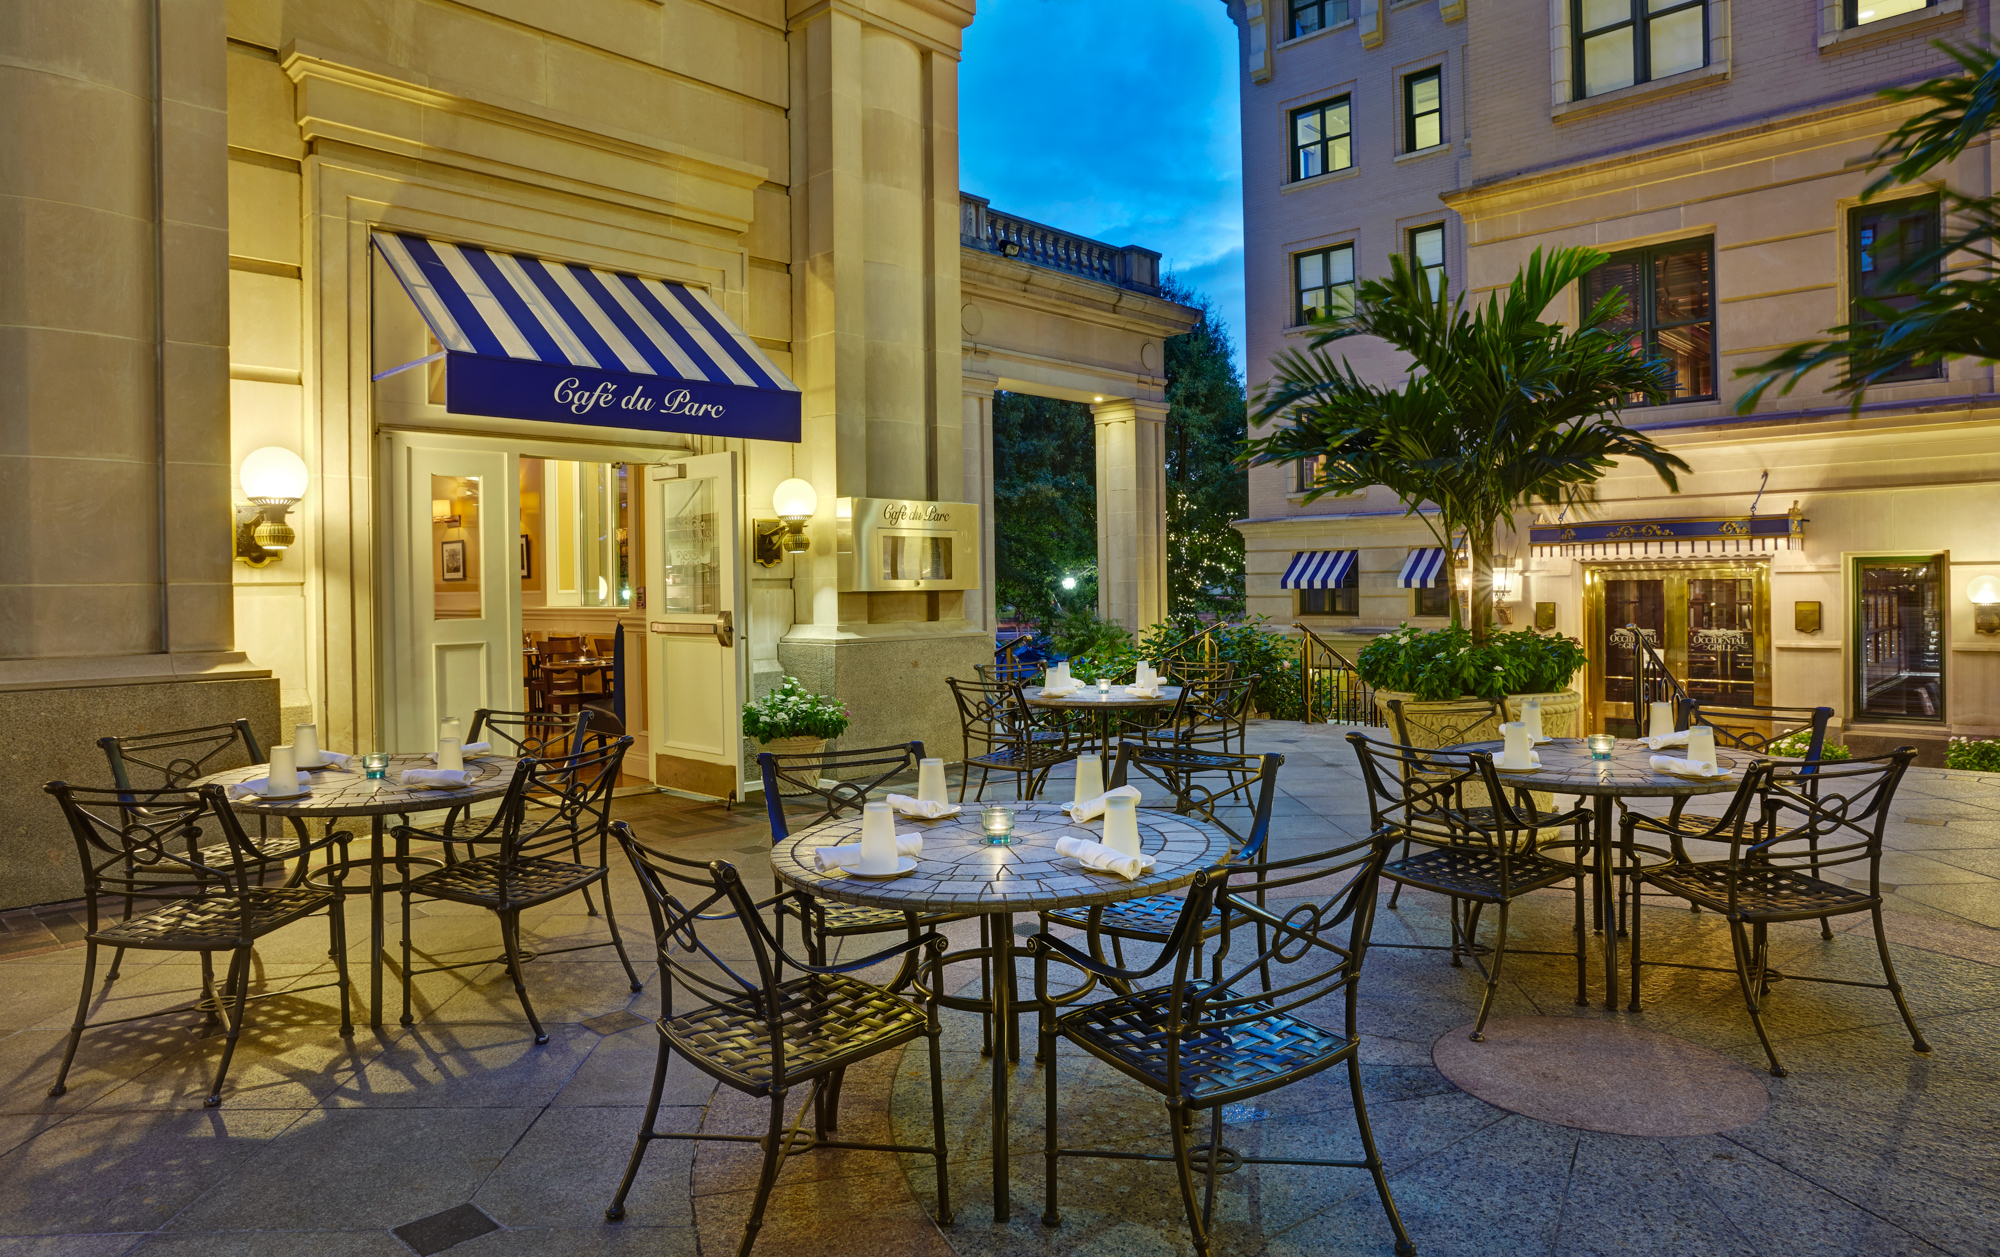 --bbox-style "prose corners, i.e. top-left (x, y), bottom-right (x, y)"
top-left (1281, 550), bottom-right (1357, 589)
top-left (373, 231), bottom-right (801, 443)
